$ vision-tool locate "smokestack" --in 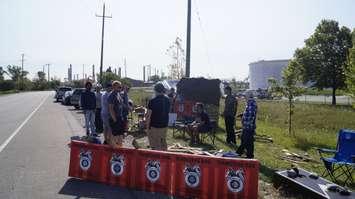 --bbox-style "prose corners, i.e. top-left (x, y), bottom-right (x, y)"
top-left (92, 65), bottom-right (95, 82)
top-left (118, 67), bottom-right (122, 78)
top-left (143, 66), bottom-right (146, 82)
top-left (70, 64), bottom-right (72, 80)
